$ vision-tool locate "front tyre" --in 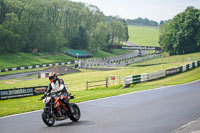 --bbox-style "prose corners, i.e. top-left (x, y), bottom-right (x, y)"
top-left (69, 103), bottom-right (81, 122)
top-left (42, 111), bottom-right (55, 126)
